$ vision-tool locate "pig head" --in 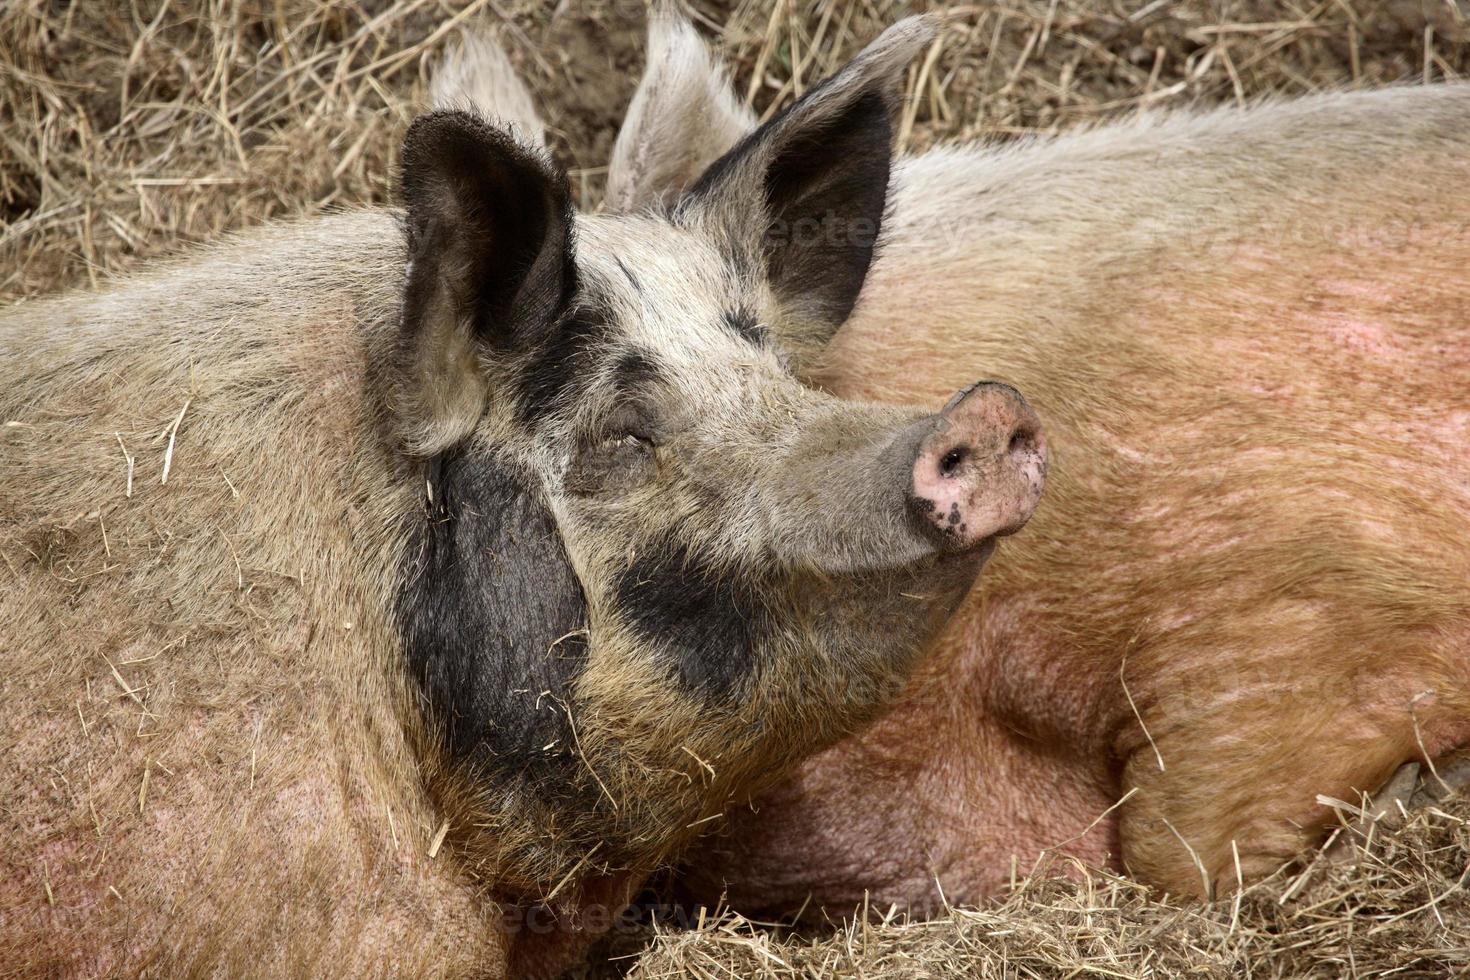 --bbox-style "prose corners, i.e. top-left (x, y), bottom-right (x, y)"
top-left (389, 15), bottom-right (1047, 911)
